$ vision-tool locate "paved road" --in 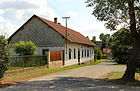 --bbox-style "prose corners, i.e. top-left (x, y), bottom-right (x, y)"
top-left (1, 61), bottom-right (140, 91)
